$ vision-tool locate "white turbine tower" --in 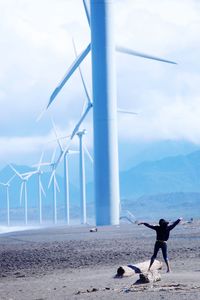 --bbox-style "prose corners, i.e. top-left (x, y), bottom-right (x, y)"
top-left (48, 164), bottom-right (60, 225)
top-left (37, 167), bottom-right (46, 225)
top-left (39, 149), bottom-right (60, 225)
top-left (32, 152), bottom-right (46, 224)
top-left (76, 129), bottom-right (93, 225)
top-left (0, 175), bottom-right (16, 226)
top-left (62, 148), bottom-right (78, 225)
top-left (77, 129), bottom-right (86, 224)
top-left (9, 165), bottom-right (37, 225)
top-left (46, 0), bottom-right (177, 226)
